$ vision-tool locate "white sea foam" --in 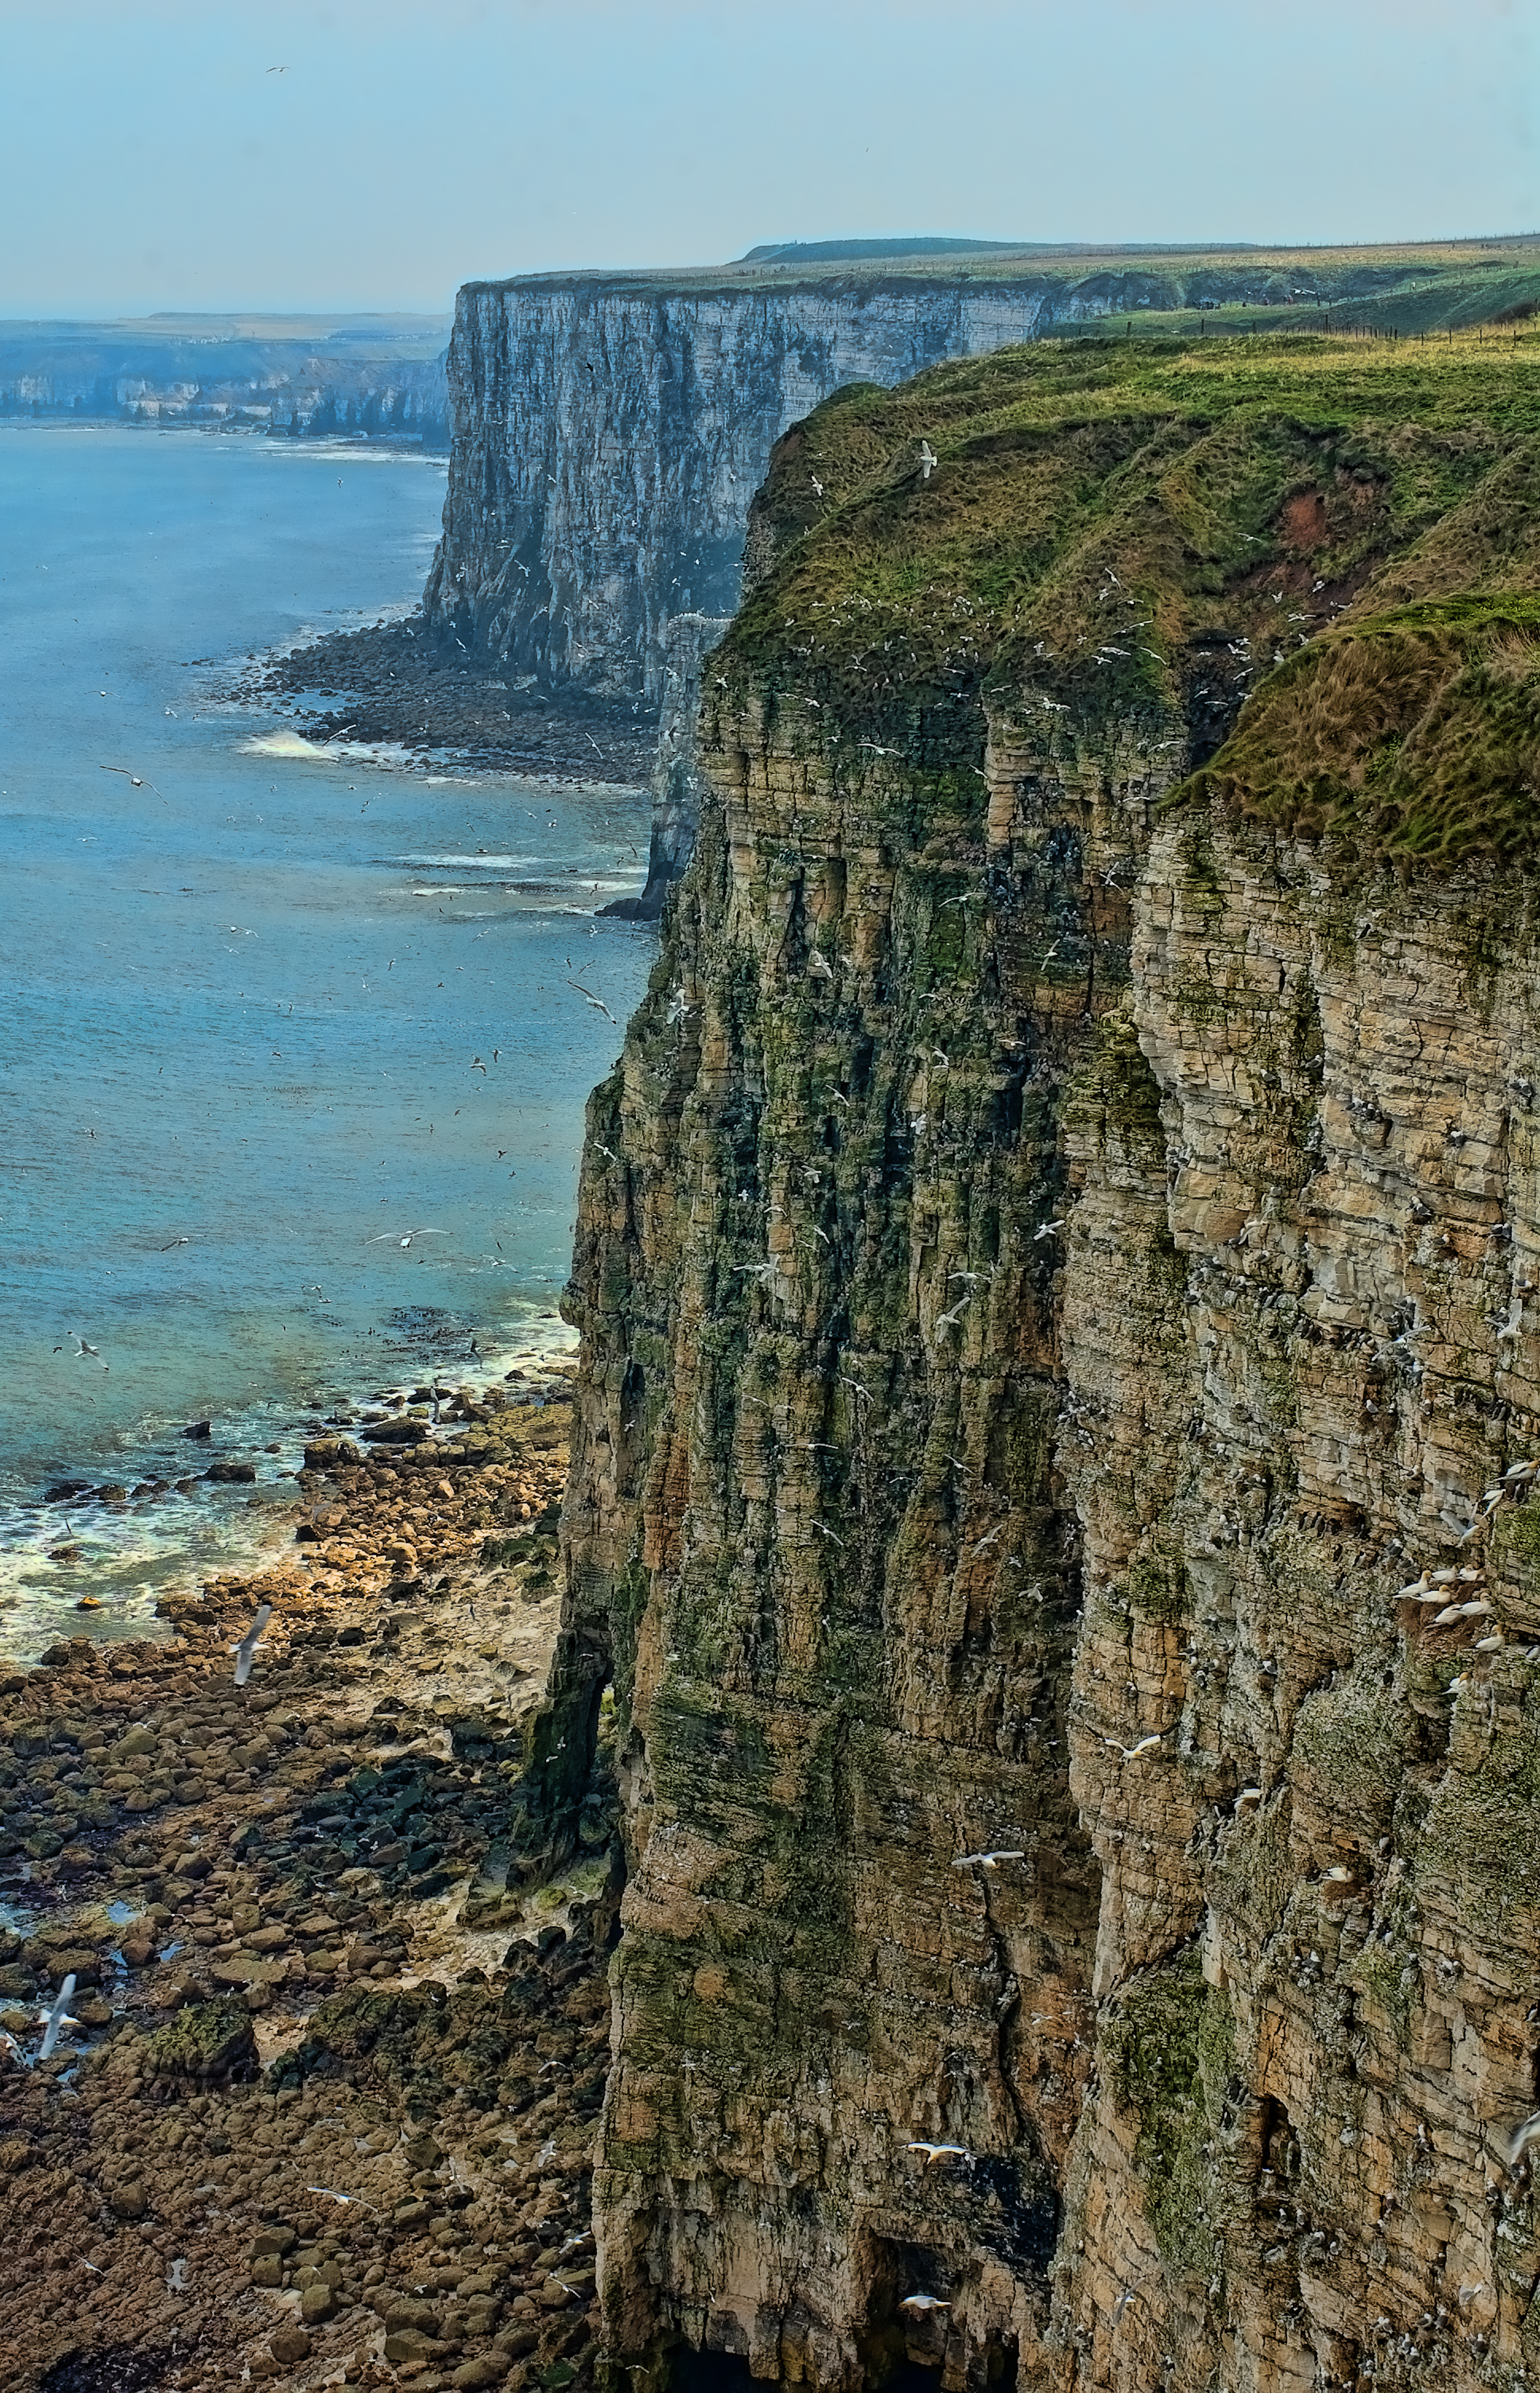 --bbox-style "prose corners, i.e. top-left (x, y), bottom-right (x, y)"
top-left (0, 1309), bottom-right (581, 1663)
top-left (240, 730), bottom-right (333, 759)
top-left (240, 732), bottom-right (419, 769)
top-left (393, 854), bottom-right (543, 870)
